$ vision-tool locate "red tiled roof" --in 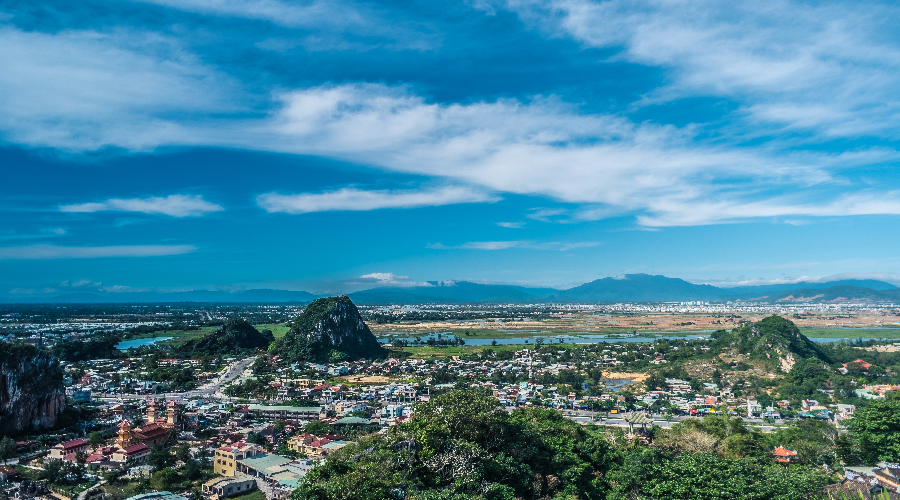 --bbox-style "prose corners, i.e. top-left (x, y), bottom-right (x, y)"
top-left (58, 438), bottom-right (88, 450)
top-left (136, 427), bottom-right (169, 441)
top-left (122, 443), bottom-right (150, 454)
